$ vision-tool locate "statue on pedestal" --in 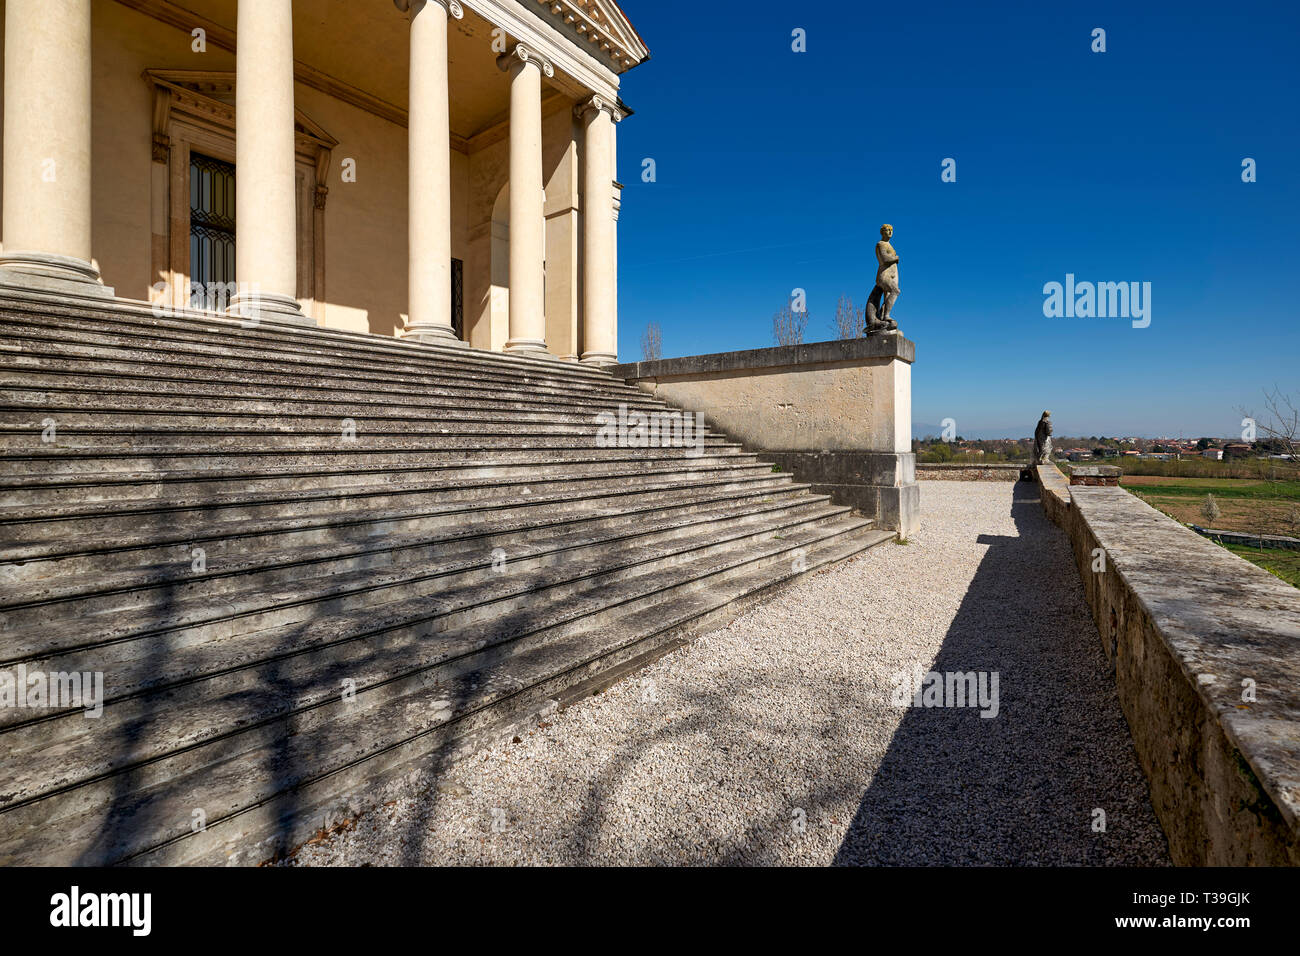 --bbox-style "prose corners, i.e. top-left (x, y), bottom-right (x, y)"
top-left (1033, 411), bottom-right (1054, 465)
top-left (865, 223), bottom-right (900, 334)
